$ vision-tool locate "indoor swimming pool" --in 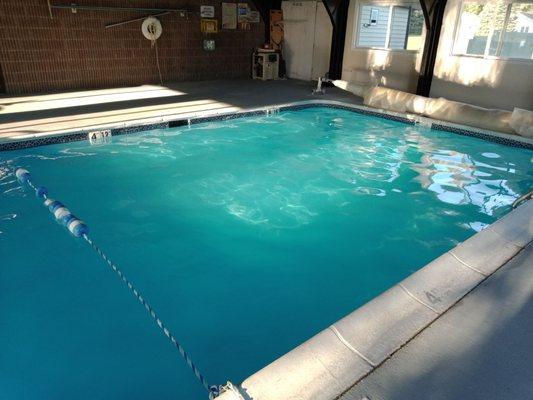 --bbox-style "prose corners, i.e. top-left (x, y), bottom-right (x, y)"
top-left (1, 106), bottom-right (532, 399)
